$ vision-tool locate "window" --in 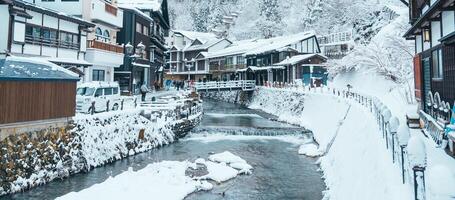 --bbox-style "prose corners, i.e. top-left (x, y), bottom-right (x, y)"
top-left (113, 87), bottom-right (119, 95)
top-left (32, 27), bottom-right (41, 38)
top-left (136, 23), bottom-right (142, 33)
top-left (236, 56), bottom-right (244, 65)
top-left (432, 49), bottom-right (443, 79)
top-left (143, 26), bottom-right (149, 36)
top-left (95, 27), bottom-right (102, 36)
top-left (41, 28), bottom-right (50, 41)
top-left (94, 88), bottom-right (103, 97)
top-left (104, 88), bottom-right (113, 95)
top-left (103, 30), bottom-right (110, 39)
top-left (92, 70), bottom-right (105, 81)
